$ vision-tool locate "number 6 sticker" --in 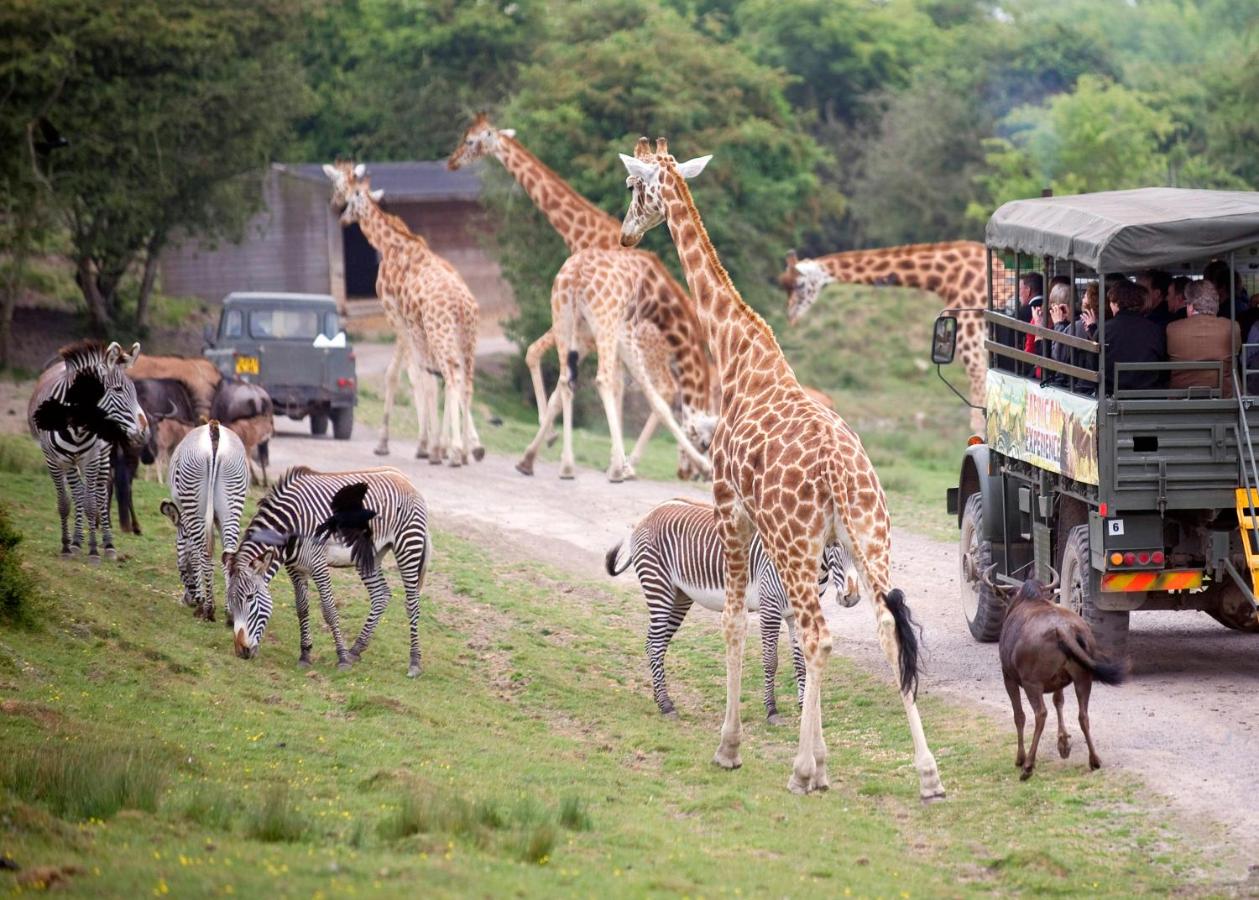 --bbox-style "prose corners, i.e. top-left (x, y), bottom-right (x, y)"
top-left (1107, 519), bottom-right (1124, 536)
